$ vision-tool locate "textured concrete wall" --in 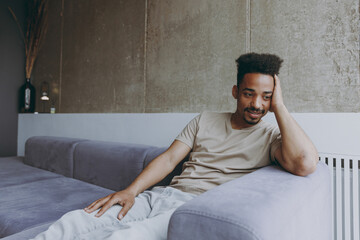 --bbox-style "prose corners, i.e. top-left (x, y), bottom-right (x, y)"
top-left (61, 0), bottom-right (145, 113)
top-left (32, 0), bottom-right (62, 113)
top-left (32, 0), bottom-right (360, 113)
top-left (251, 0), bottom-right (360, 112)
top-left (34, 0), bottom-right (145, 113)
top-left (146, 0), bottom-right (245, 112)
